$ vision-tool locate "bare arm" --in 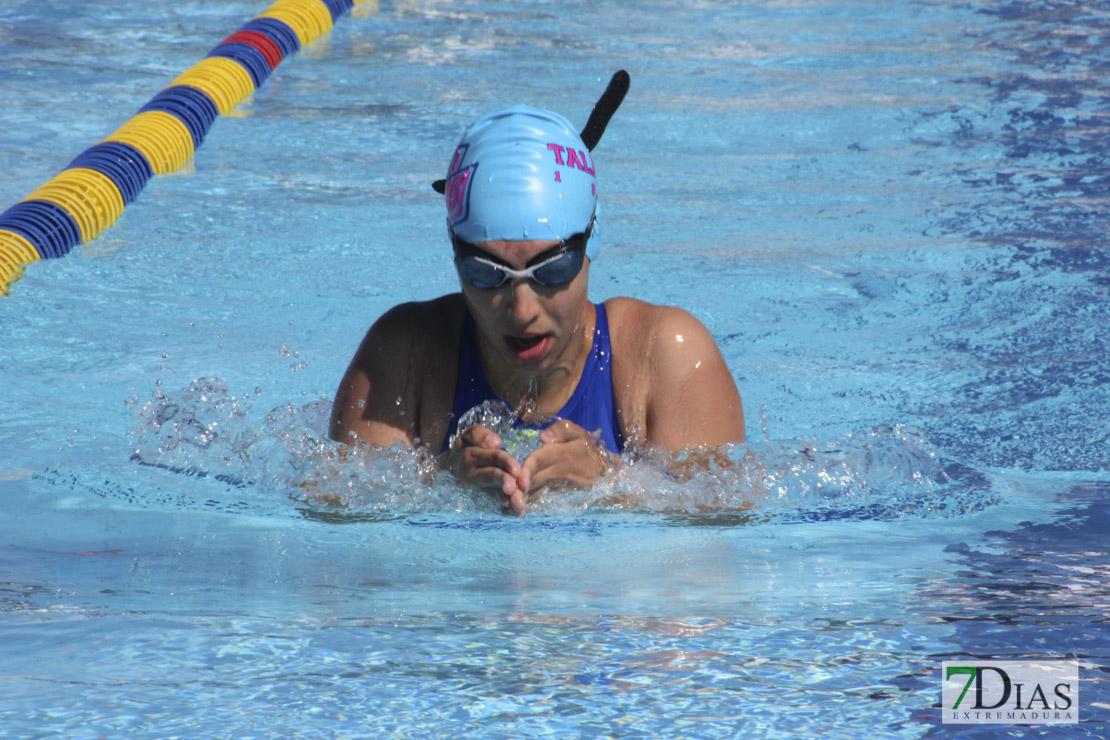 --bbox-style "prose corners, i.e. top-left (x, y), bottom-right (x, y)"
top-left (329, 304), bottom-right (423, 447)
top-left (644, 306), bottom-right (744, 449)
